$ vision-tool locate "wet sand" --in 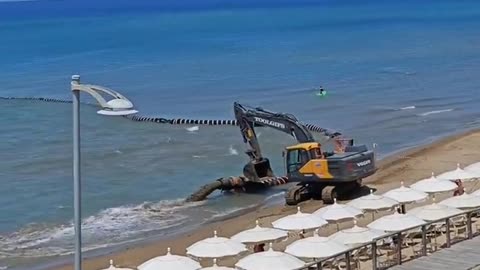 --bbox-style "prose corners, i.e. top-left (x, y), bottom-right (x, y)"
top-left (54, 129), bottom-right (480, 270)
